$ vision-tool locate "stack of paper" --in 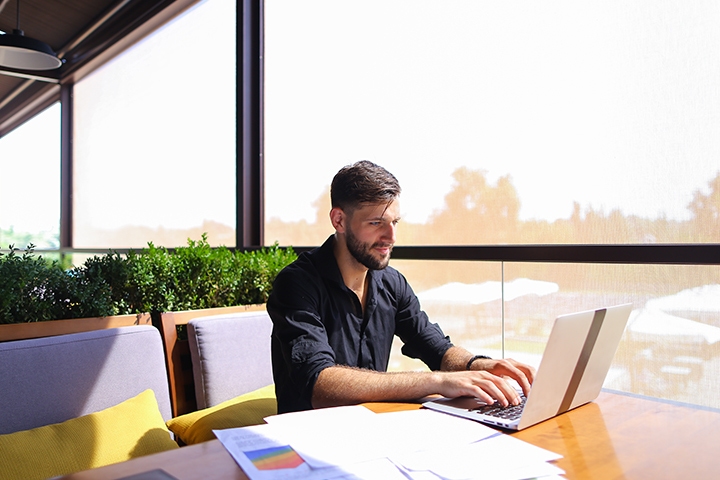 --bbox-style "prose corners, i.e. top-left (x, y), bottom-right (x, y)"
top-left (214, 405), bottom-right (564, 480)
